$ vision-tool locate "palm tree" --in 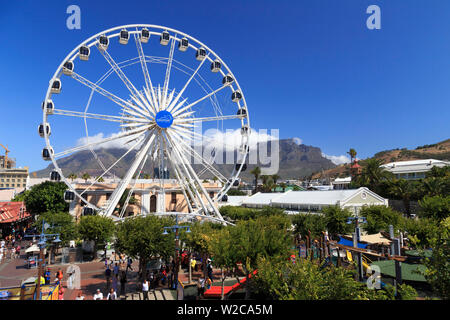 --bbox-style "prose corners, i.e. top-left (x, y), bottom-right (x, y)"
top-left (96, 176), bottom-right (105, 183)
top-left (68, 173), bottom-right (77, 181)
top-left (356, 158), bottom-right (393, 187)
top-left (389, 179), bottom-right (418, 217)
top-left (271, 174), bottom-right (280, 185)
top-left (347, 148), bottom-right (357, 164)
top-left (250, 166), bottom-right (261, 194)
top-left (81, 172), bottom-right (91, 183)
top-left (260, 175), bottom-right (270, 185)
